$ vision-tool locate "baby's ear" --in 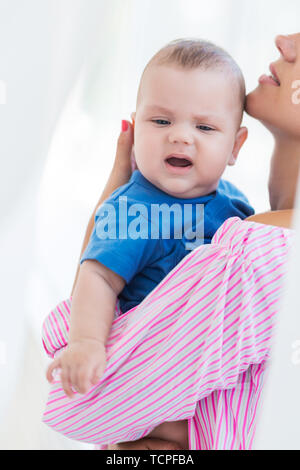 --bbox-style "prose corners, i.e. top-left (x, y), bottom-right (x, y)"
top-left (228, 127), bottom-right (248, 166)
